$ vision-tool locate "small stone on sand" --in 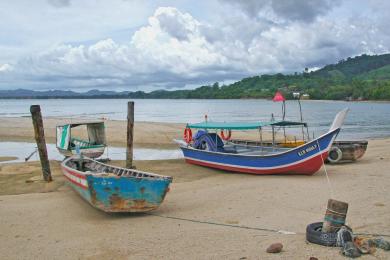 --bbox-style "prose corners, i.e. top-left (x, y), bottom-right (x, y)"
top-left (266, 243), bottom-right (283, 253)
